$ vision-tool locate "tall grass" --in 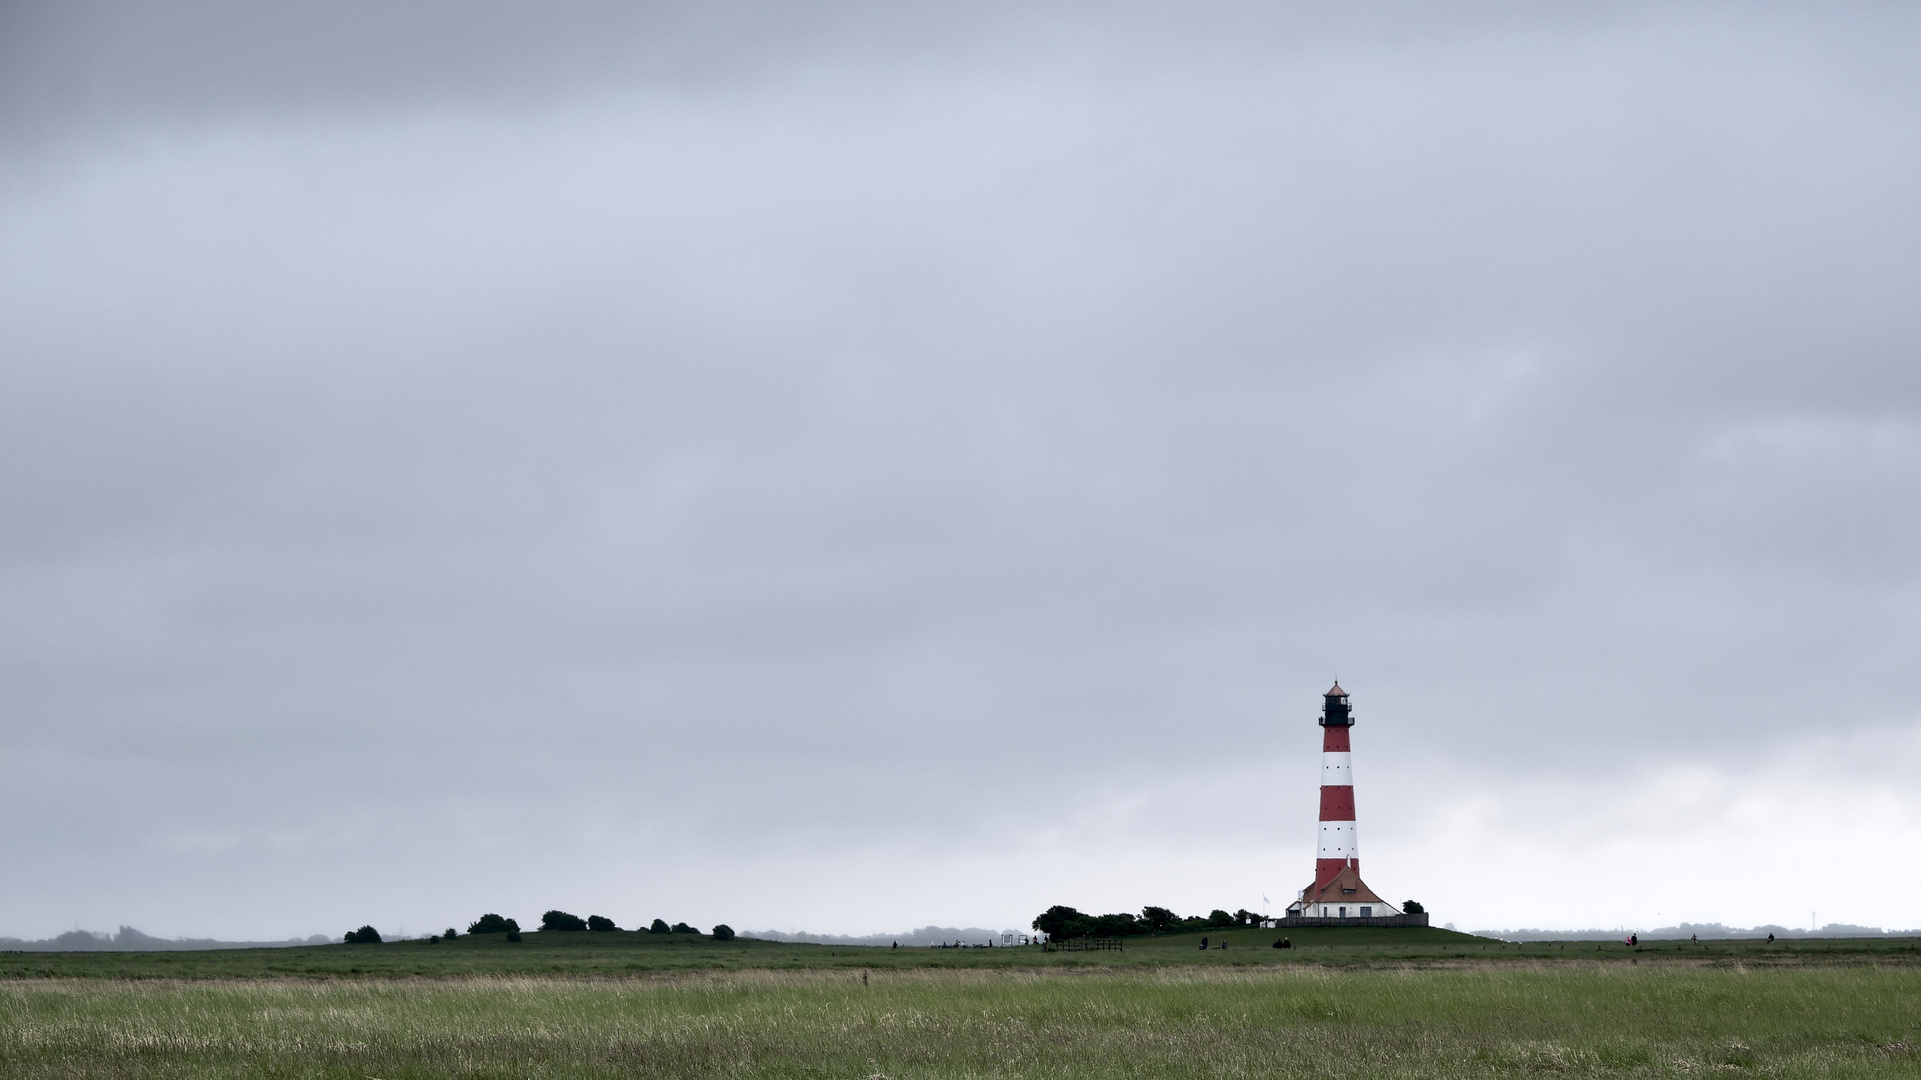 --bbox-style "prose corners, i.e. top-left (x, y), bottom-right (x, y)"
top-left (3, 963), bottom-right (1916, 1077)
